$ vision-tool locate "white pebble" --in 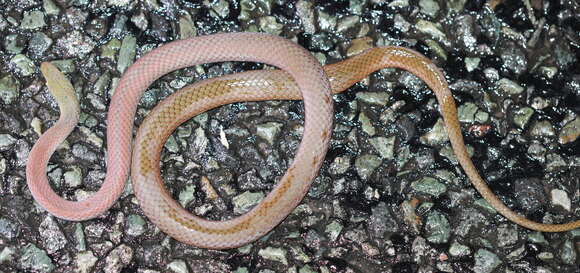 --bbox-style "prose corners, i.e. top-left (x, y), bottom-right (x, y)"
top-left (551, 189), bottom-right (571, 211)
